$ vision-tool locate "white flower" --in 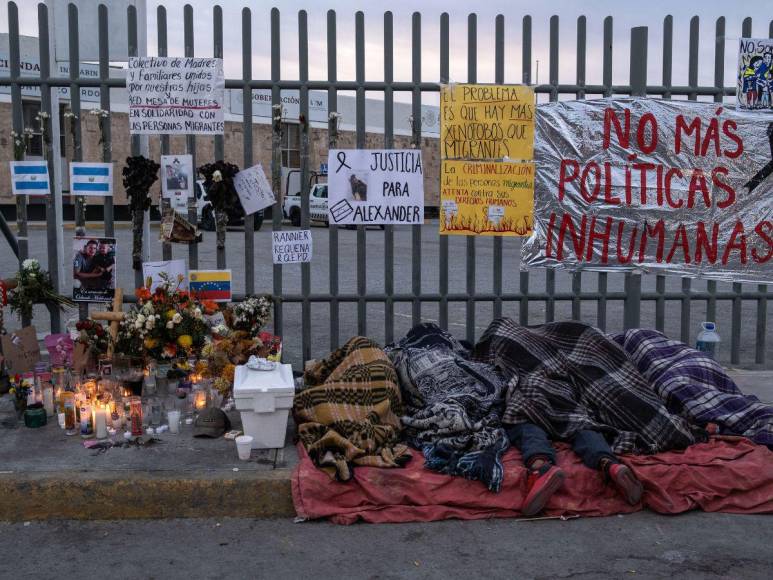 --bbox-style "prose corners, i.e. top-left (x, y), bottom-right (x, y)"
top-left (22, 258), bottom-right (39, 270)
top-left (142, 303), bottom-right (154, 314)
top-left (134, 321), bottom-right (143, 330)
top-left (193, 308), bottom-right (202, 319)
top-left (213, 324), bottom-right (228, 335)
top-left (212, 170), bottom-right (222, 183)
top-left (166, 321), bottom-right (174, 330)
top-left (172, 313), bottom-right (182, 324)
top-left (136, 314), bottom-right (146, 324)
top-left (145, 320), bottom-right (154, 330)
